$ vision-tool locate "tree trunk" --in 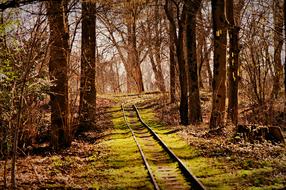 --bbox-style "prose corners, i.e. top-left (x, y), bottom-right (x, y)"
top-left (115, 63), bottom-right (122, 93)
top-left (209, 0), bottom-right (227, 129)
top-left (226, 0), bottom-right (241, 126)
top-left (197, 9), bottom-right (204, 89)
top-left (204, 43), bottom-right (213, 91)
top-left (127, 13), bottom-right (144, 93)
top-left (284, 0), bottom-right (286, 112)
top-left (206, 60), bottom-right (213, 91)
top-left (153, 47), bottom-right (166, 92)
top-left (168, 2), bottom-right (177, 103)
top-left (149, 53), bottom-right (166, 92)
top-left (79, 2), bottom-right (96, 131)
top-left (134, 61), bottom-right (144, 93)
top-left (272, 0), bottom-right (284, 99)
top-left (177, 7), bottom-right (189, 125)
top-left (0, 12), bottom-right (8, 189)
top-left (146, 13), bottom-right (166, 93)
top-left (46, 0), bottom-right (71, 149)
top-left (134, 46), bottom-right (144, 93)
top-left (185, 1), bottom-right (203, 124)
top-left (165, 1), bottom-right (188, 125)
top-left (126, 64), bottom-right (134, 93)
top-left (153, 1), bottom-right (166, 92)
